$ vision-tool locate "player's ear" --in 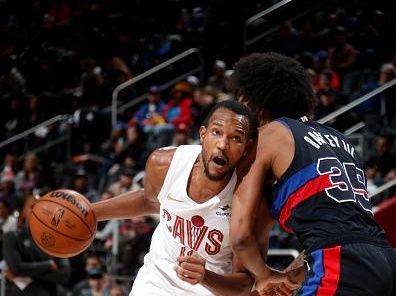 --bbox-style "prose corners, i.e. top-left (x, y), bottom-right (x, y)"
top-left (199, 126), bottom-right (207, 143)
